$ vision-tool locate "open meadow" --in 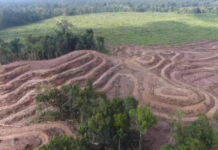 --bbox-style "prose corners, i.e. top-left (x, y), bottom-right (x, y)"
top-left (1, 12), bottom-right (218, 45)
